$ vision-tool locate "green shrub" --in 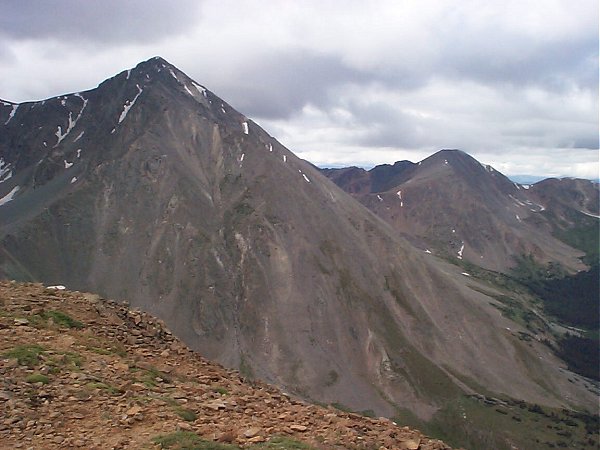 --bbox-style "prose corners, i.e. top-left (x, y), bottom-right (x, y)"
top-left (211, 386), bottom-right (228, 395)
top-left (26, 373), bottom-right (49, 384)
top-left (174, 407), bottom-right (197, 422)
top-left (42, 310), bottom-right (84, 329)
top-left (3, 344), bottom-right (46, 367)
